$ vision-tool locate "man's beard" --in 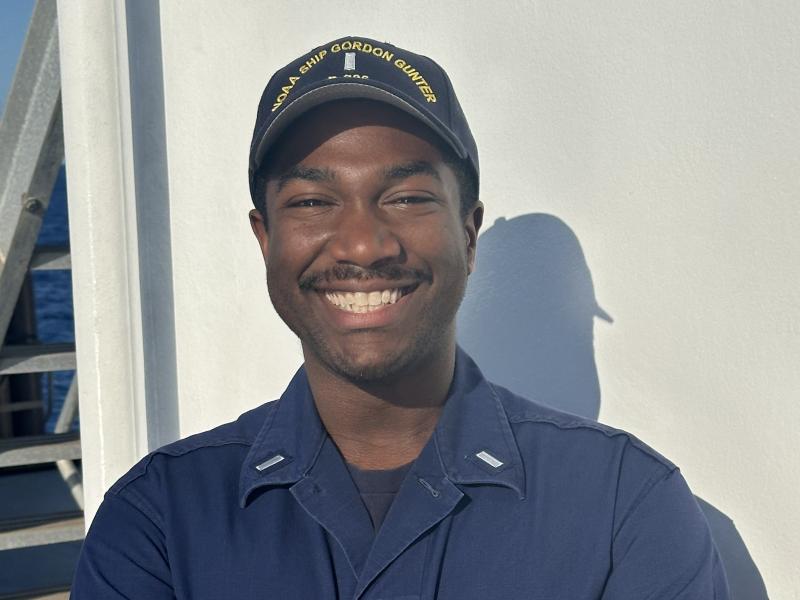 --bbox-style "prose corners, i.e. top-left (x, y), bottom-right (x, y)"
top-left (299, 307), bottom-right (458, 385)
